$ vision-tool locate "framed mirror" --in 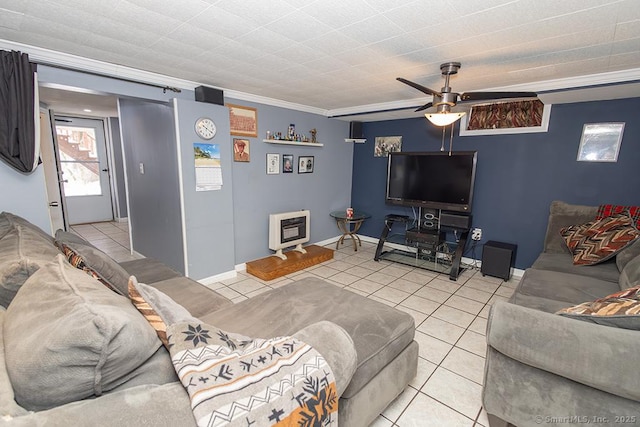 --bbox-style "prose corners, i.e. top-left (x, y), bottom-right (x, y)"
top-left (577, 123), bottom-right (625, 162)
